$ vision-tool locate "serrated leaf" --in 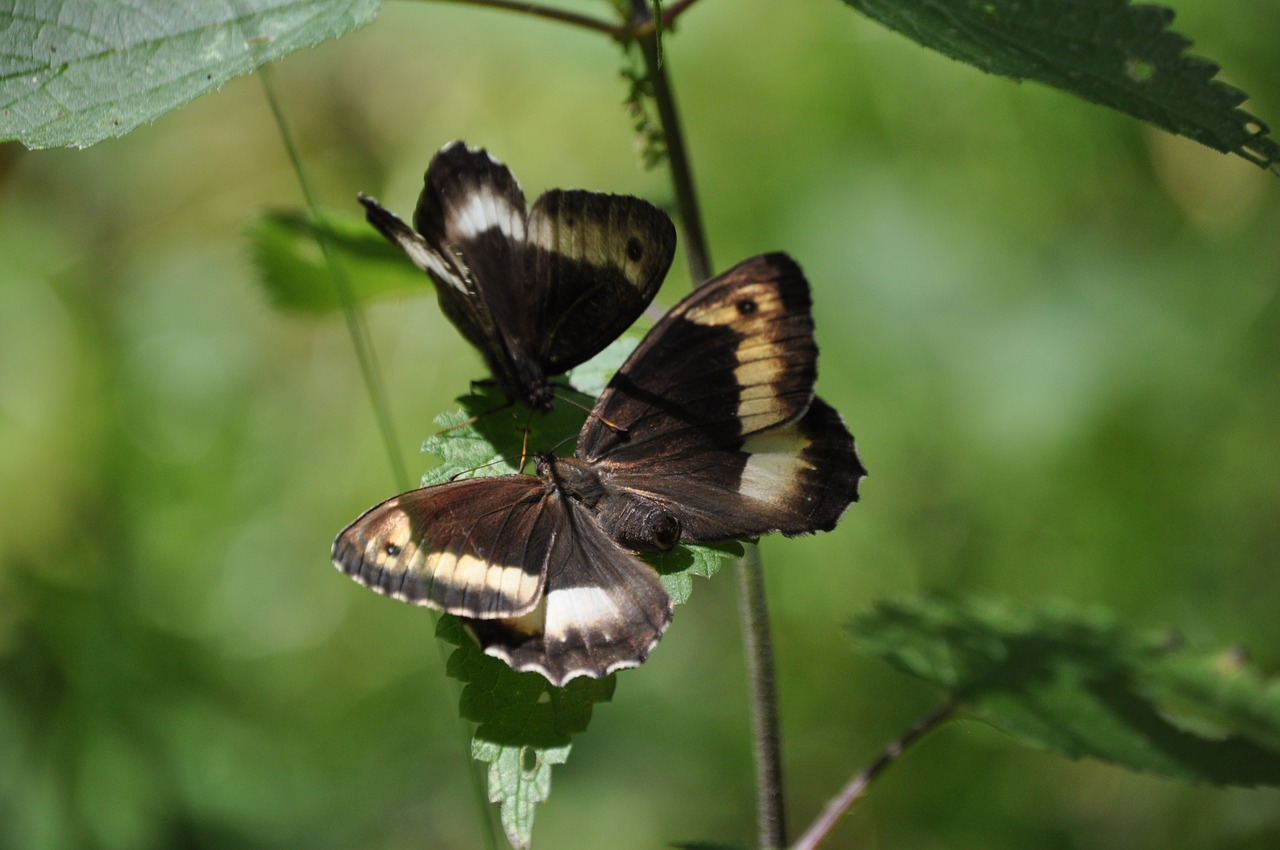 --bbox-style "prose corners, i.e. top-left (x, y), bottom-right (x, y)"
top-left (439, 615), bottom-right (613, 849)
top-left (472, 740), bottom-right (569, 850)
top-left (564, 334), bottom-right (641, 399)
top-left (848, 596), bottom-right (1280, 786)
top-left (247, 209), bottom-right (430, 313)
top-left (650, 540), bottom-right (745, 605)
top-left (841, 0), bottom-right (1279, 171)
top-left (438, 616), bottom-right (616, 748)
top-left (0, 0), bottom-right (378, 149)
top-left (418, 385), bottom-right (589, 486)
